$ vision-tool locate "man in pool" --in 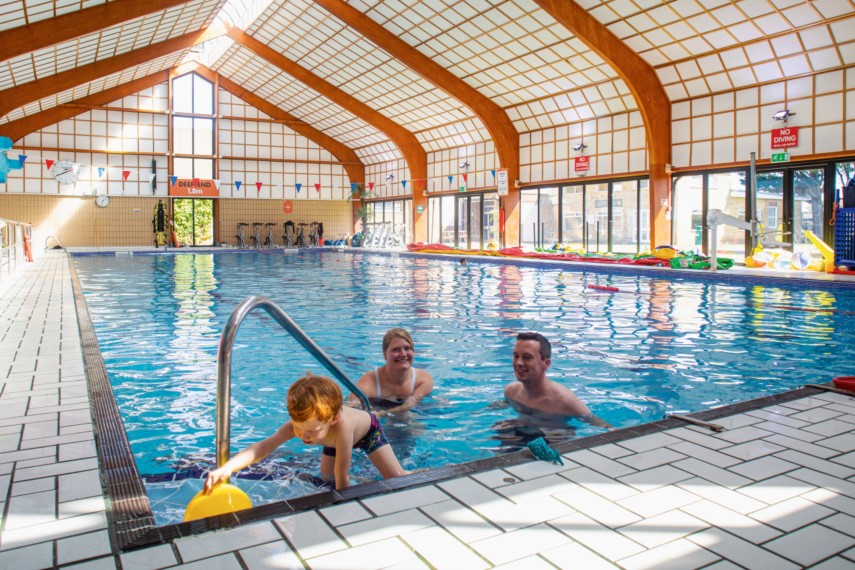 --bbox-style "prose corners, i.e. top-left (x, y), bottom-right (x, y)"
top-left (203, 373), bottom-right (410, 492)
top-left (505, 332), bottom-right (611, 430)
